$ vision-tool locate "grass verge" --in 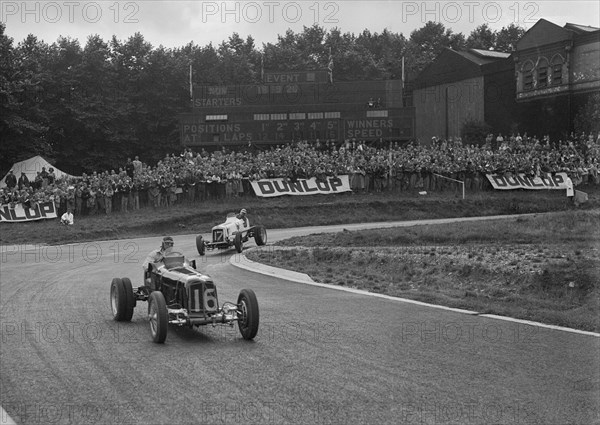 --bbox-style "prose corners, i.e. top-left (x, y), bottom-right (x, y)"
top-left (246, 210), bottom-right (600, 332)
